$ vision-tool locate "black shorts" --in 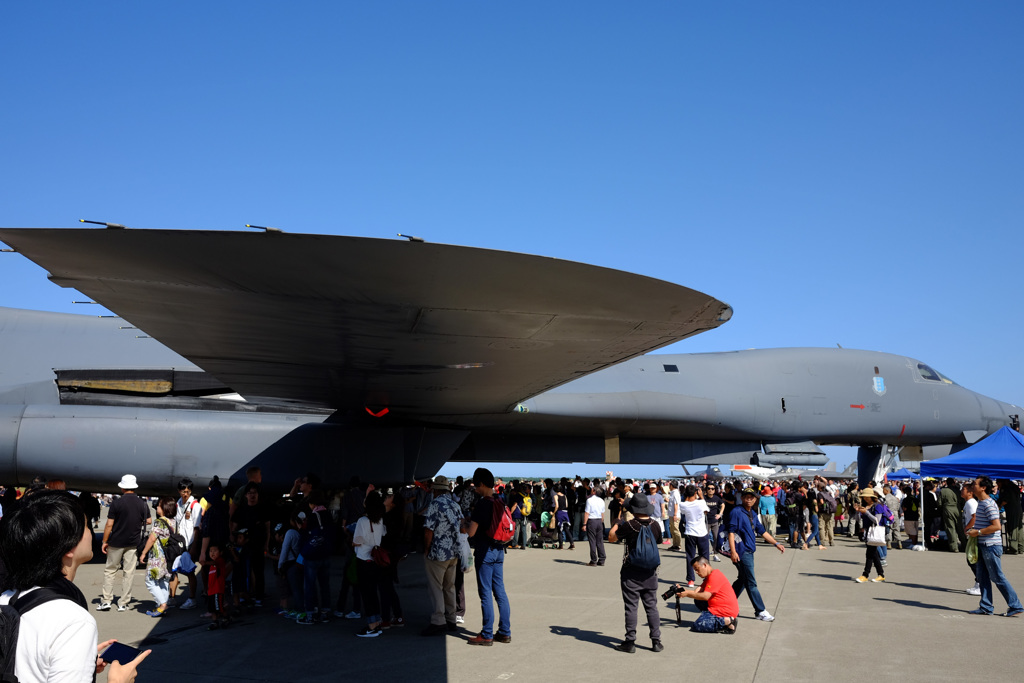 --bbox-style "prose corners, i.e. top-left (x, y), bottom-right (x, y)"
top-left (209, 593), bottom-right (226, 615)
